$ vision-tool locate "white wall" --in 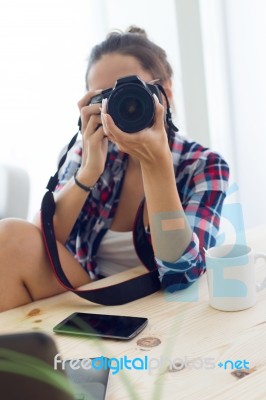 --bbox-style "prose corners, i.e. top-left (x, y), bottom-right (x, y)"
top-left (174, 0), bottom-right (211, 147)
top-left (199, 0), bottom-right (237, 183)
top-left (0, 0), bottom-right (107, 219)
top-left (183, 0), bottom-right (266, 228)
top-left (223, 0), bottom-right (266, 227)
top-left (0, 0), bottom-right (184, 220)
top-left (1, 0), bottom-right (265, 228)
